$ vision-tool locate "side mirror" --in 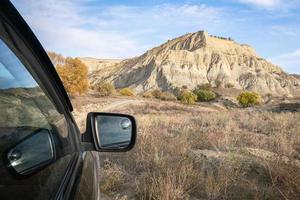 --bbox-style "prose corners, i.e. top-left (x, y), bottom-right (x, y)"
top-left (84, 113), bottom-right (136, 152)
top-left (4, 129), bottom-right (55, 176)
